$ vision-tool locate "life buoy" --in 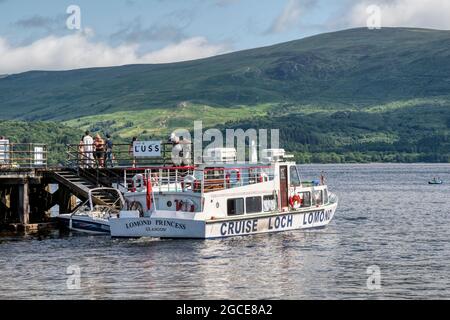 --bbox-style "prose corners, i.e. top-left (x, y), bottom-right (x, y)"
top-left (182, 174), bottom-right (196, 191)
top-left (193, 180), bottom-right (201, 192)
top-left (131, 174), bottom-right (145, 192)
top-left (129, 201), bottom-right (144, 217)
top-left (175, 199), bottom-right (196, 212)
top-left (259, 172), bottom-right (269, 183)
top-left (289, 194), bottom-right (302, 209)
top-left (226, 169), bottom-right (241, 185)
